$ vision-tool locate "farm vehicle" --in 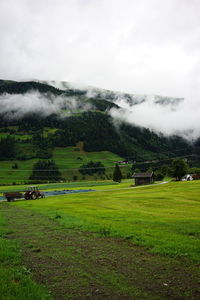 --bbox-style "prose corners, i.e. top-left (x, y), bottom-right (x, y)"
top-left (3, 191), bottom-right (23, 202)
top-left (4, 186), bottom-right (45, 202)
top-left (24, 186), bottom-right (45, 200)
